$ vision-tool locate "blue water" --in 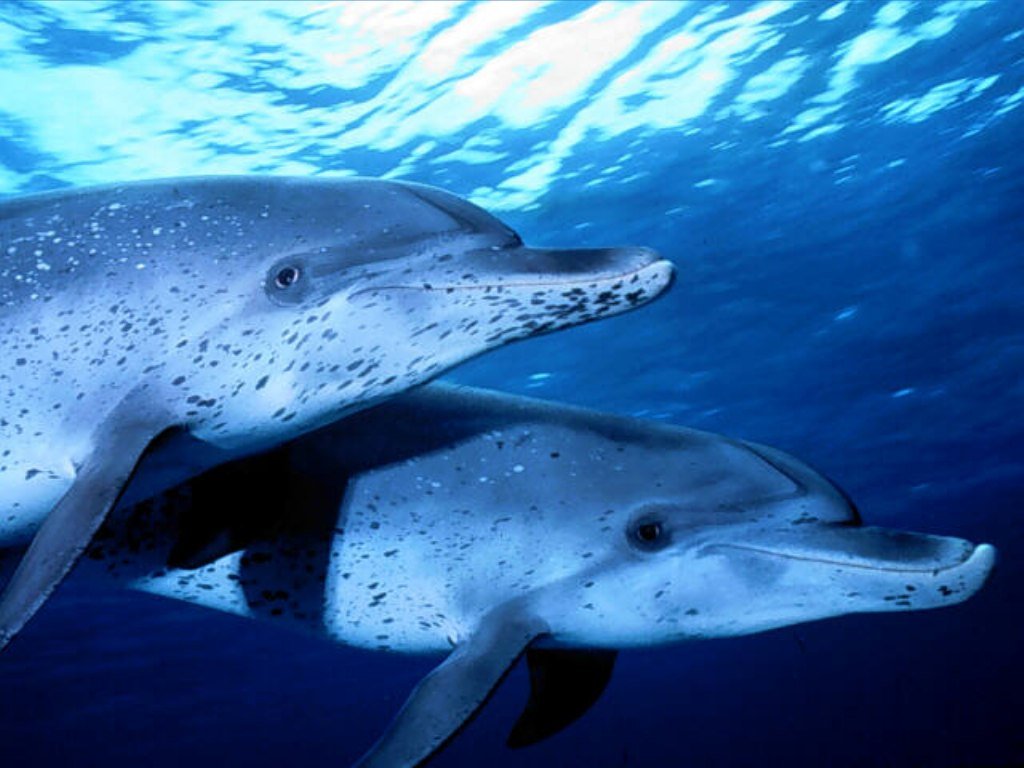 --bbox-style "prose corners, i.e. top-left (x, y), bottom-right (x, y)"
top-left (1, 1), bottom-right (1022, 766)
